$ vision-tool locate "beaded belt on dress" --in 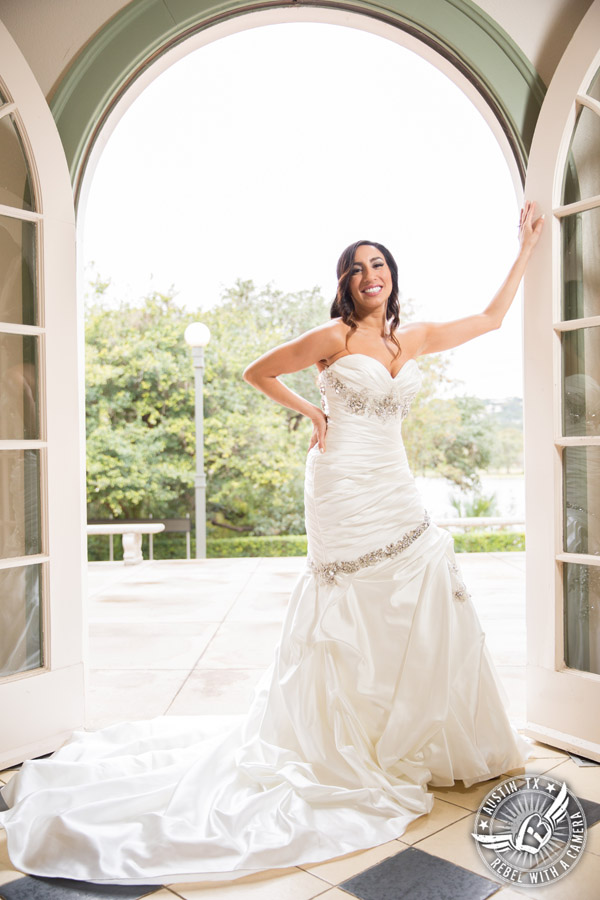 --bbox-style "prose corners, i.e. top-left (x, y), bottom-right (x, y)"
top-left (307, 512), bottom-right (431, 585)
